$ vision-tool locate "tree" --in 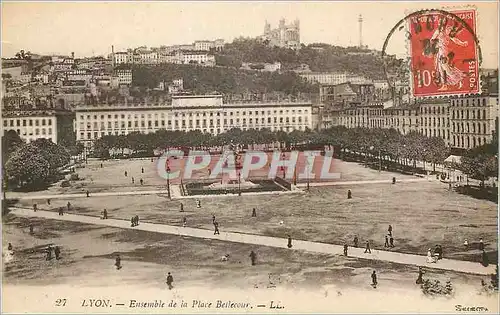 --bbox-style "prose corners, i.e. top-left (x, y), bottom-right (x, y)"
top-left (30, 139), bottom-right (70, 178)
top-left (2, 130), bottom-right (24, 163)
top-left (461, 149), bottom-right (498, 187)
top-left (5, 148), bottom-right (50, 189)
